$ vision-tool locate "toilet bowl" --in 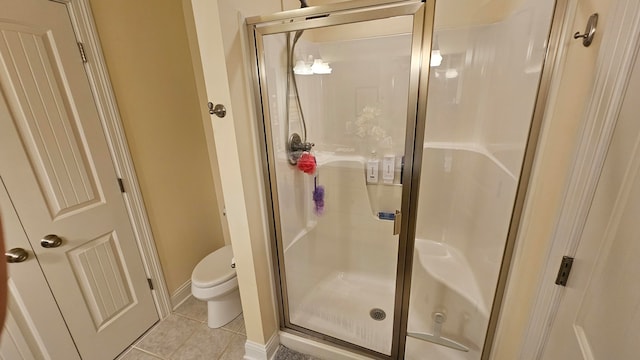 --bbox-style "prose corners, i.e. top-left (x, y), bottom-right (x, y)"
top-left (191, 245), bottom-right (242, 328)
